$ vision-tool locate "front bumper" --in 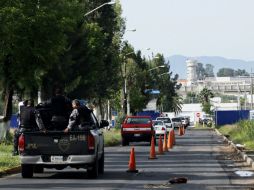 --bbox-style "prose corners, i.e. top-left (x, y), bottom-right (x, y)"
top-left (122, 133), bottom-right (152, 142)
